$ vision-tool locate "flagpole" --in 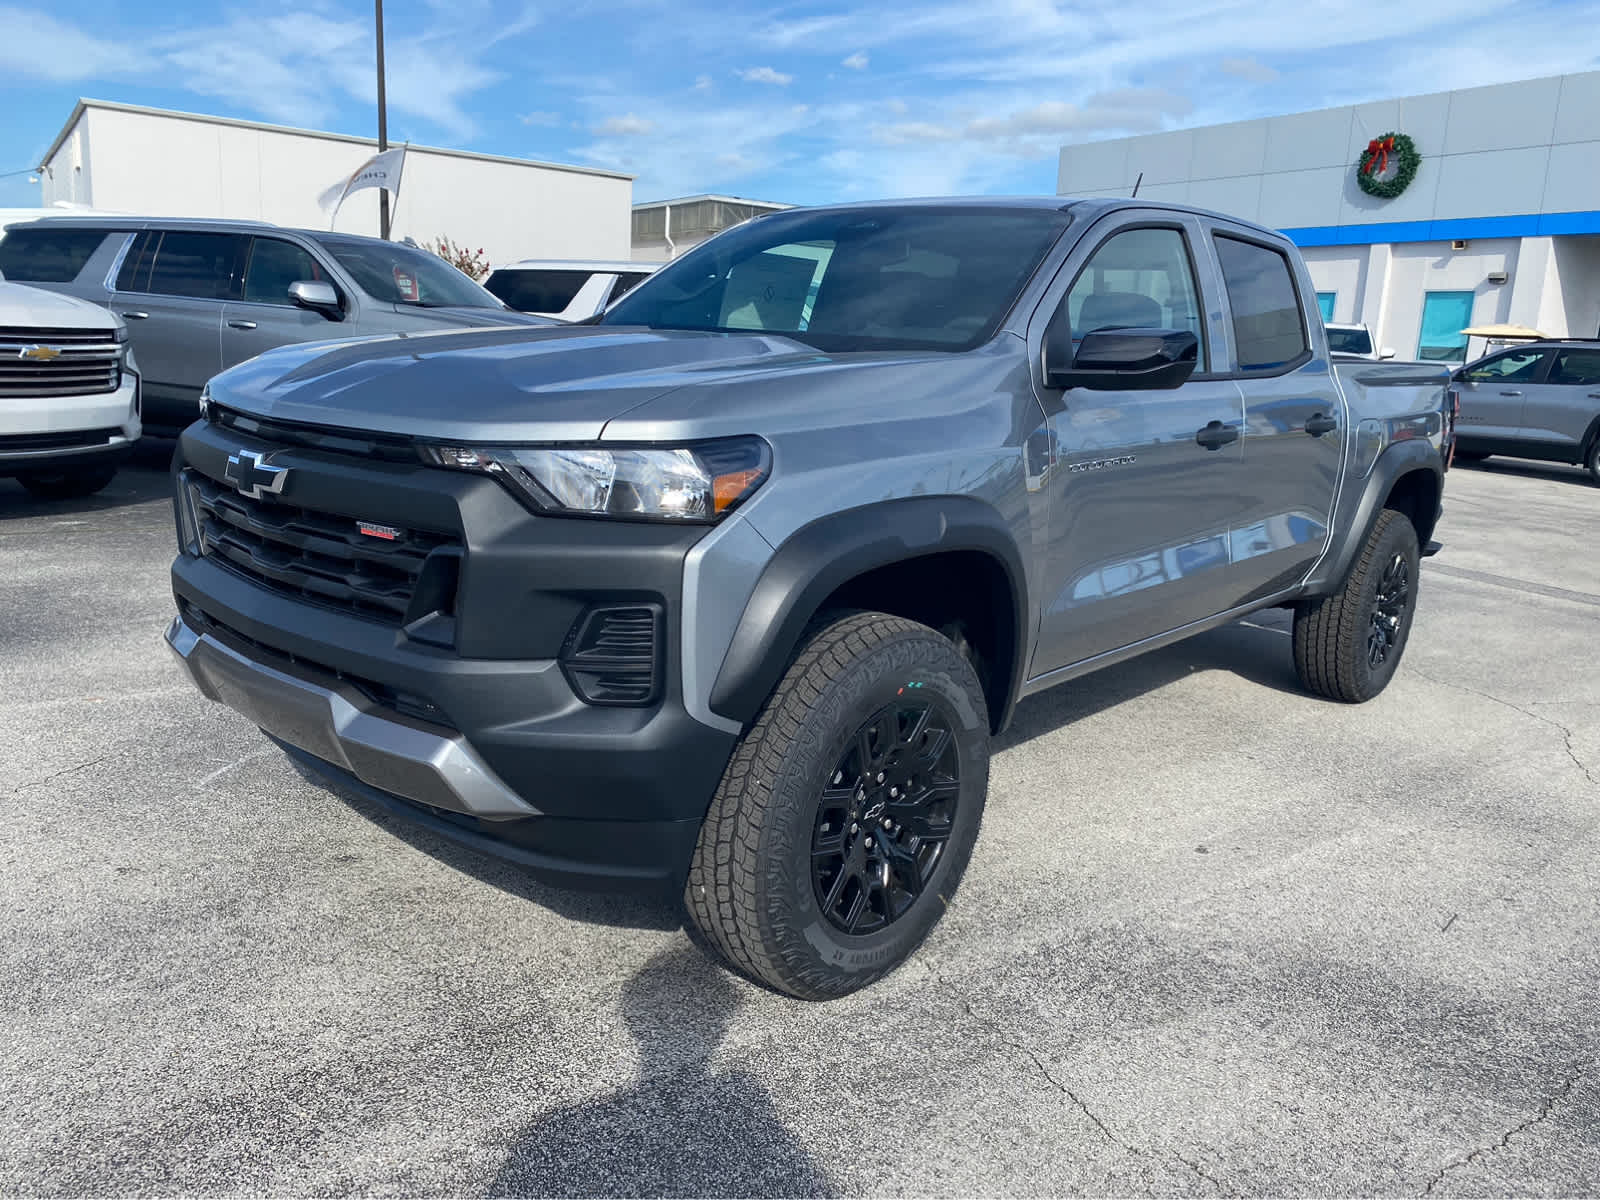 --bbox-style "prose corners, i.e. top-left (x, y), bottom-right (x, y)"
top-left (375, 0), bottom-right (391, 240)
